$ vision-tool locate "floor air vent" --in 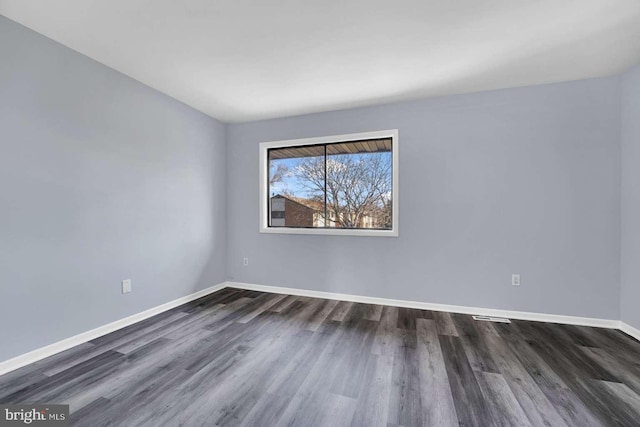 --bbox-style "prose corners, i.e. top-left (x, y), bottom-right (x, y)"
top-left (472, 315), bottom-right (511, 323)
